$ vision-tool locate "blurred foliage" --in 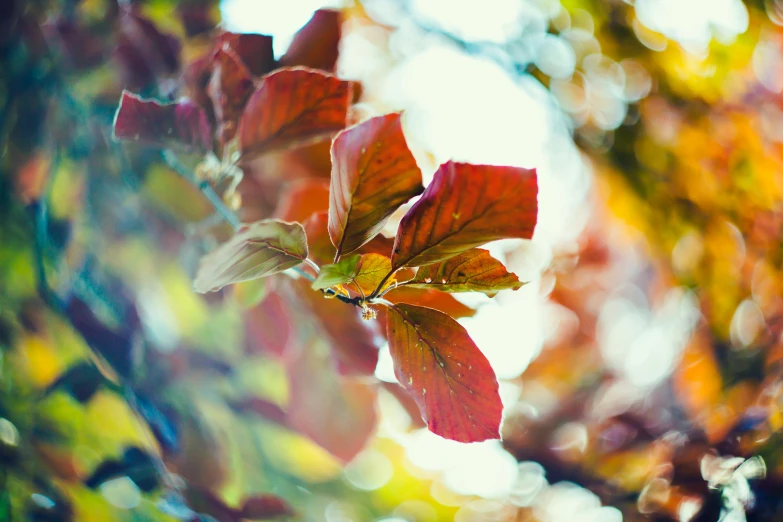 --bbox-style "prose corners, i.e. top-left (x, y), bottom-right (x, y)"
top-left (5, 0), bottom-right (783, 521)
